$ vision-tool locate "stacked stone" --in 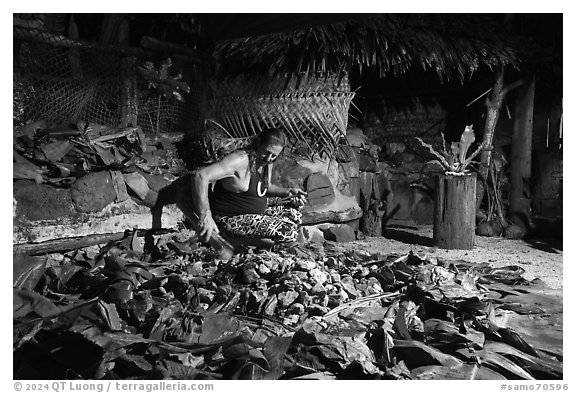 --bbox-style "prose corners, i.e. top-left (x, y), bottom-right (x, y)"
top-left (341, 128), bottom-right (391, 237)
